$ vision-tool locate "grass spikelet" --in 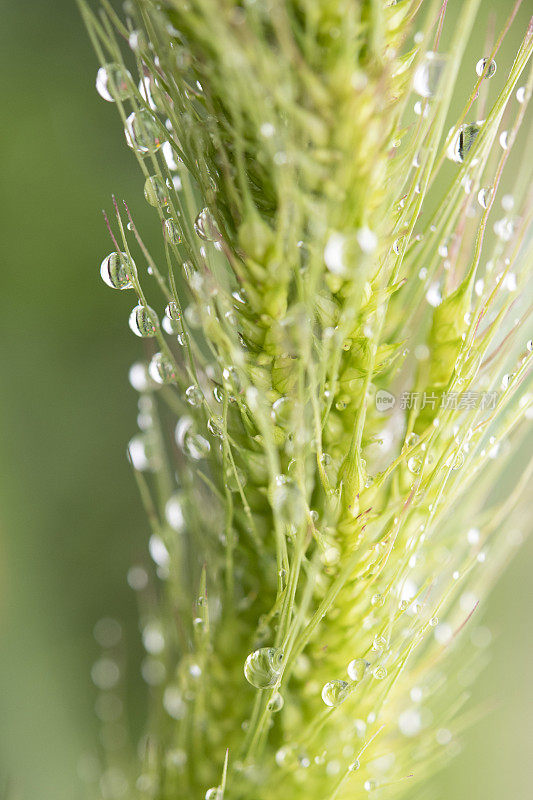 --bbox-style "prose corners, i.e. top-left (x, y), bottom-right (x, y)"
top-left (80, 1), bottom-right (532, 797)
